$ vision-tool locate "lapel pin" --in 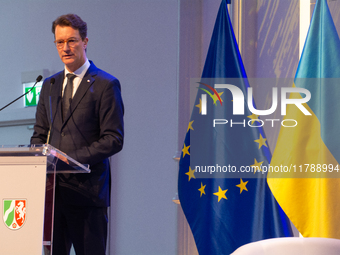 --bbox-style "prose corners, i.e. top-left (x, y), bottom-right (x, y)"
top-left (87, 80), bottom-right (90, 82)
